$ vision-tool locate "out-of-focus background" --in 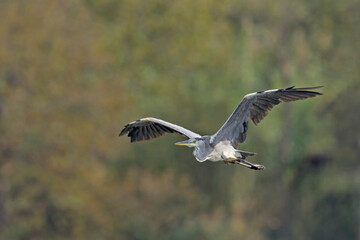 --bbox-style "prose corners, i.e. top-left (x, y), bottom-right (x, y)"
top-left (0, 0), bottom-right (359, 239)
